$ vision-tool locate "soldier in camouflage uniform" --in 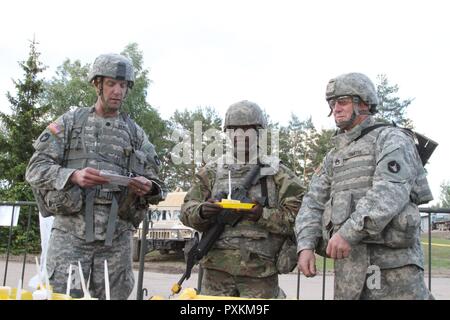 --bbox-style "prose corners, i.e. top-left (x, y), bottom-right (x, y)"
top-left (181, 100), bottom-right (304, 298)
top-left (295, 72), bottom-right (434, 299)
top-left (25, 53), bottom-right (164, 300)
